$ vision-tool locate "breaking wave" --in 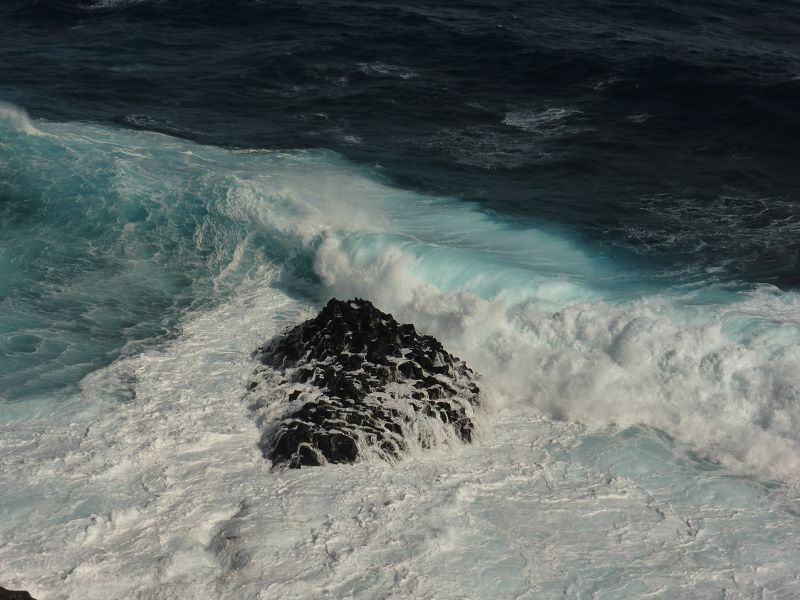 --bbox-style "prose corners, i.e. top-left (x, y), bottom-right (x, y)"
top-left (2, 104), bottom-right (800, 481)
